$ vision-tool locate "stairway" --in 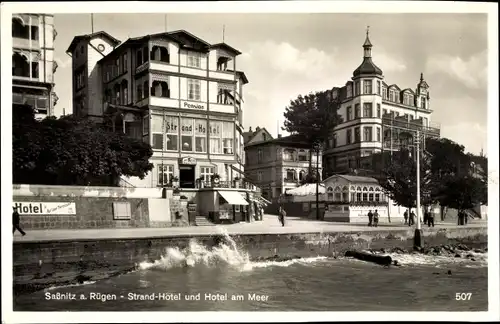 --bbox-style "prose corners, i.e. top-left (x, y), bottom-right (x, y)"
top-left (195, 215), bottom-right (215, 226)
